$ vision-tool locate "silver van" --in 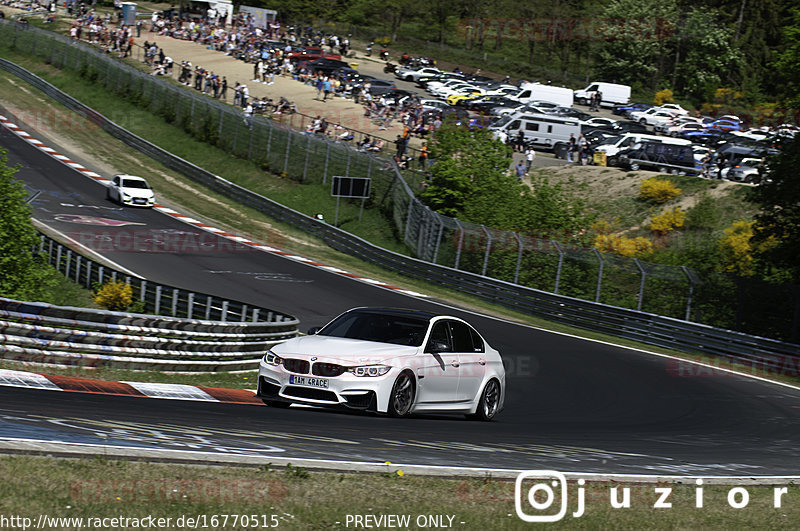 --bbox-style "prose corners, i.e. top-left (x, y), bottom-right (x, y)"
top-left (490, 112), bottom-right (581, 150)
